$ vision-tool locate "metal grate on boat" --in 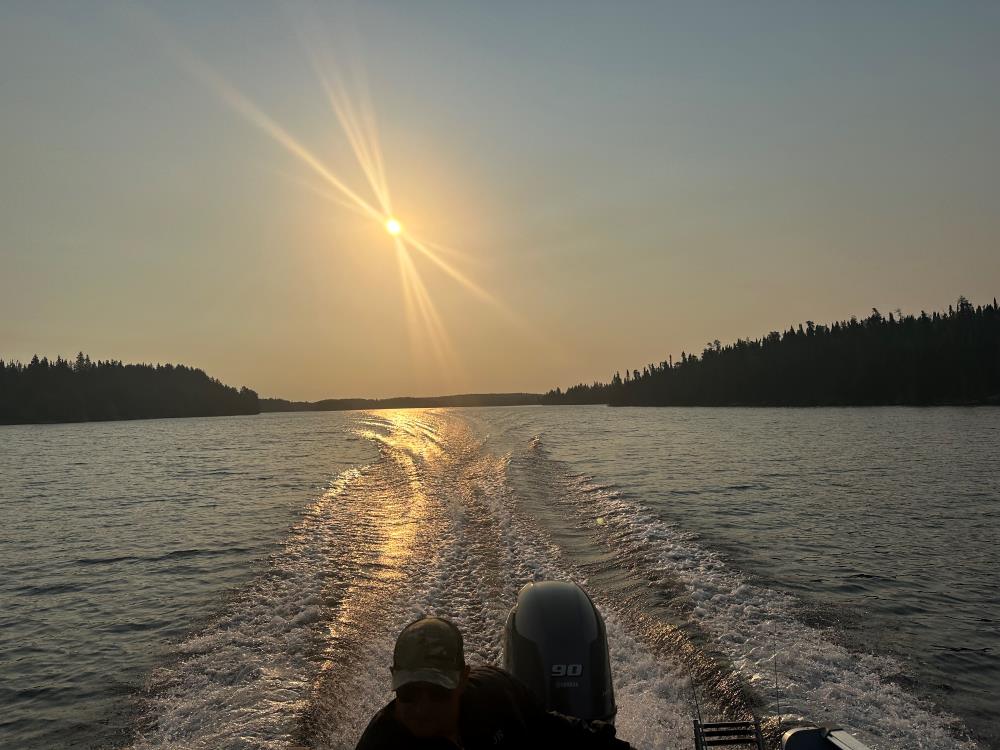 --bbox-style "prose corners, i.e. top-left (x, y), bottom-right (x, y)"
top-left (693, 719), bottom-right (766, 750)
